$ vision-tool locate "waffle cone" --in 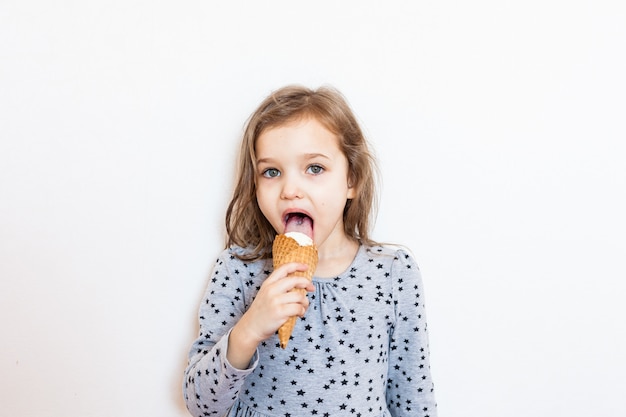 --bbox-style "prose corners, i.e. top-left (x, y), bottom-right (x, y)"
top-left (272, 234), bottom-right (318, 349)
